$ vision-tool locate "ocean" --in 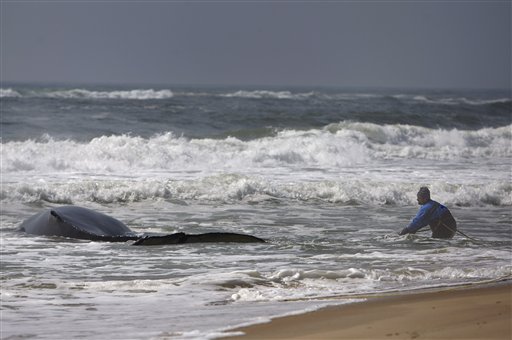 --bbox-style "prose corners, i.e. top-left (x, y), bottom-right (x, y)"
top-left (1, 84), bottom-right (511, 339)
